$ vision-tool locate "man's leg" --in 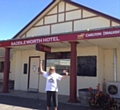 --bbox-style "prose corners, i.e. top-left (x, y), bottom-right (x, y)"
top-left (52, 92), bottom-right (58, 110)
top-left (47, 91), bottom-right (52, 110)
